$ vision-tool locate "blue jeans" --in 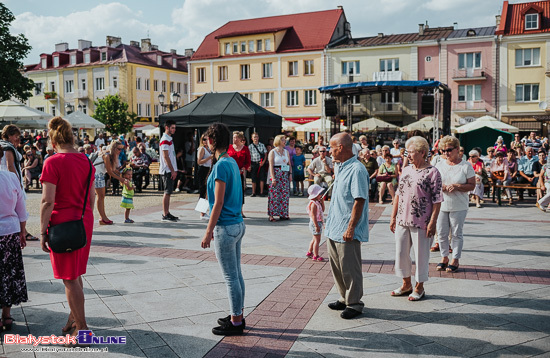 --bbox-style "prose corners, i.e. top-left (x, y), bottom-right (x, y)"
top-left (214, 221), bottom-right (246, 316)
